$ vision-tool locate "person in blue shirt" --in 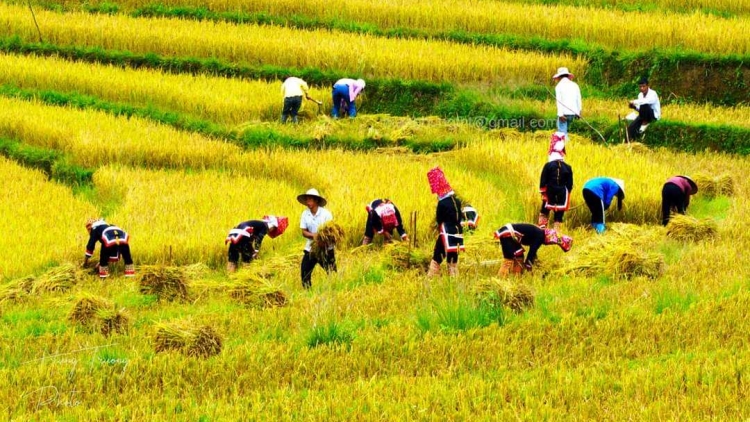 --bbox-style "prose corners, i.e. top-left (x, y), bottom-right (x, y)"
top-left (582, 178), bottom-right (625, 234)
